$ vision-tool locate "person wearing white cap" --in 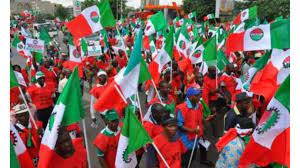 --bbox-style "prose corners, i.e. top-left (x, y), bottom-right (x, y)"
top-left (89, 69), bottom-right (109, 127)
top-left (11, 104), bottom-right (43, 167)
top-left (26, 71), bottom-right (56, 129)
